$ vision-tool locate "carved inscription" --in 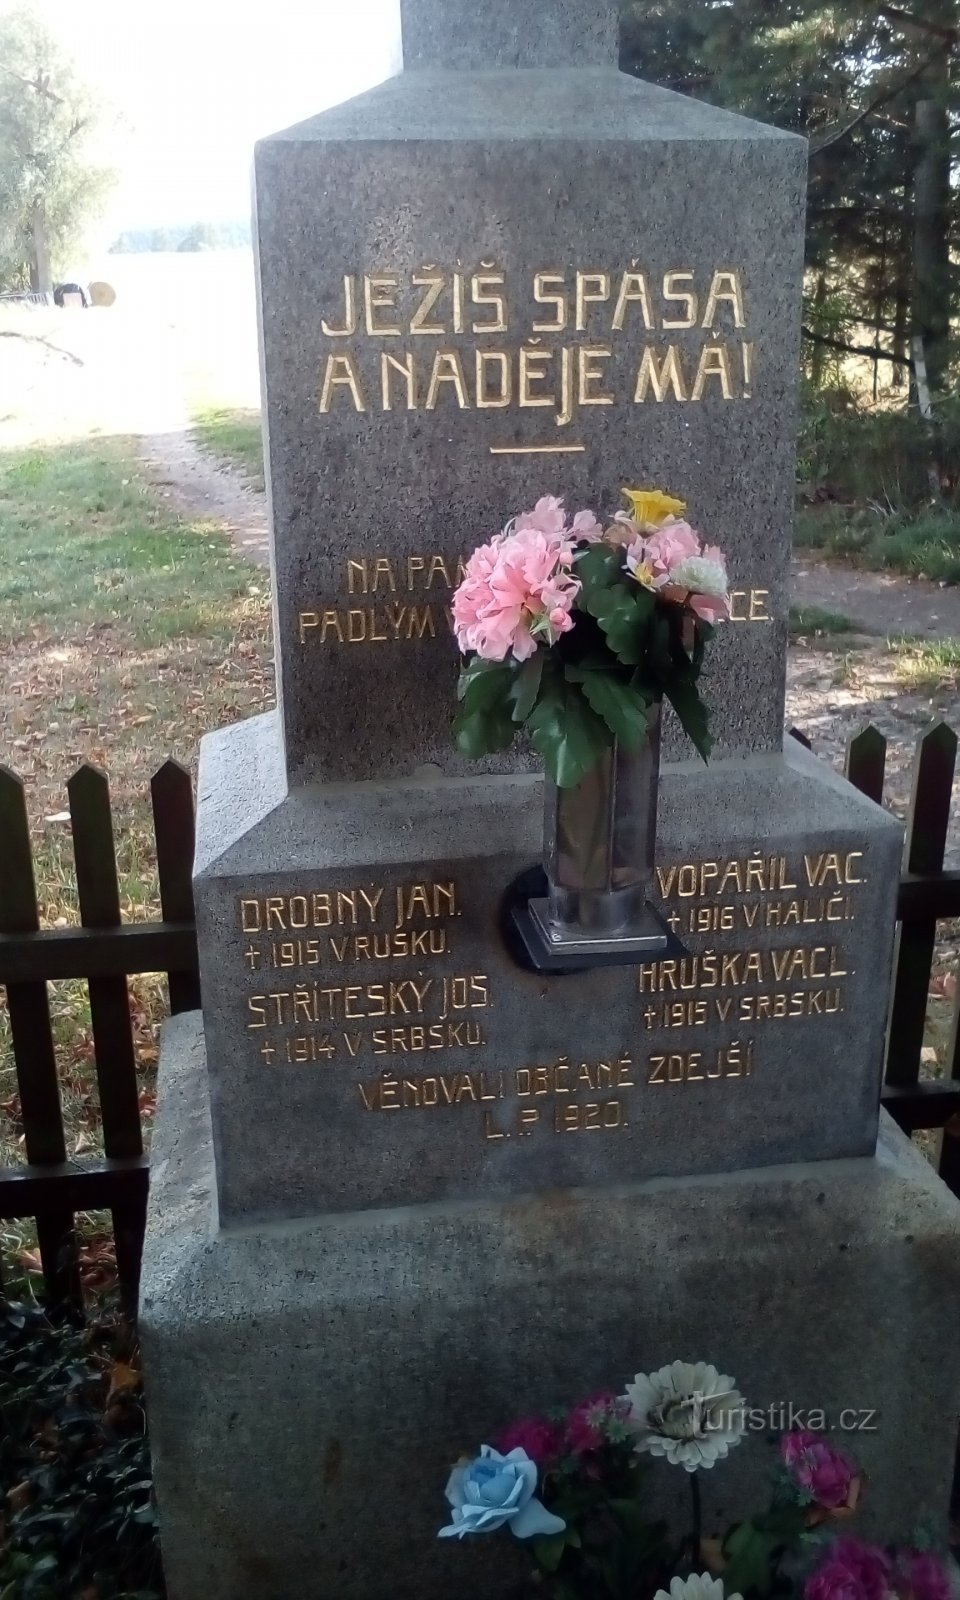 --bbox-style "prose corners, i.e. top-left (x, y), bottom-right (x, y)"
top-left (640, 851), bottom-right (864, 1047)
top-left (298, 557), bottom-right (774, 650)
top-left (235, 848), bottom-right (864, 1143)
top-left (317, 266), bottom-right (755, 423)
